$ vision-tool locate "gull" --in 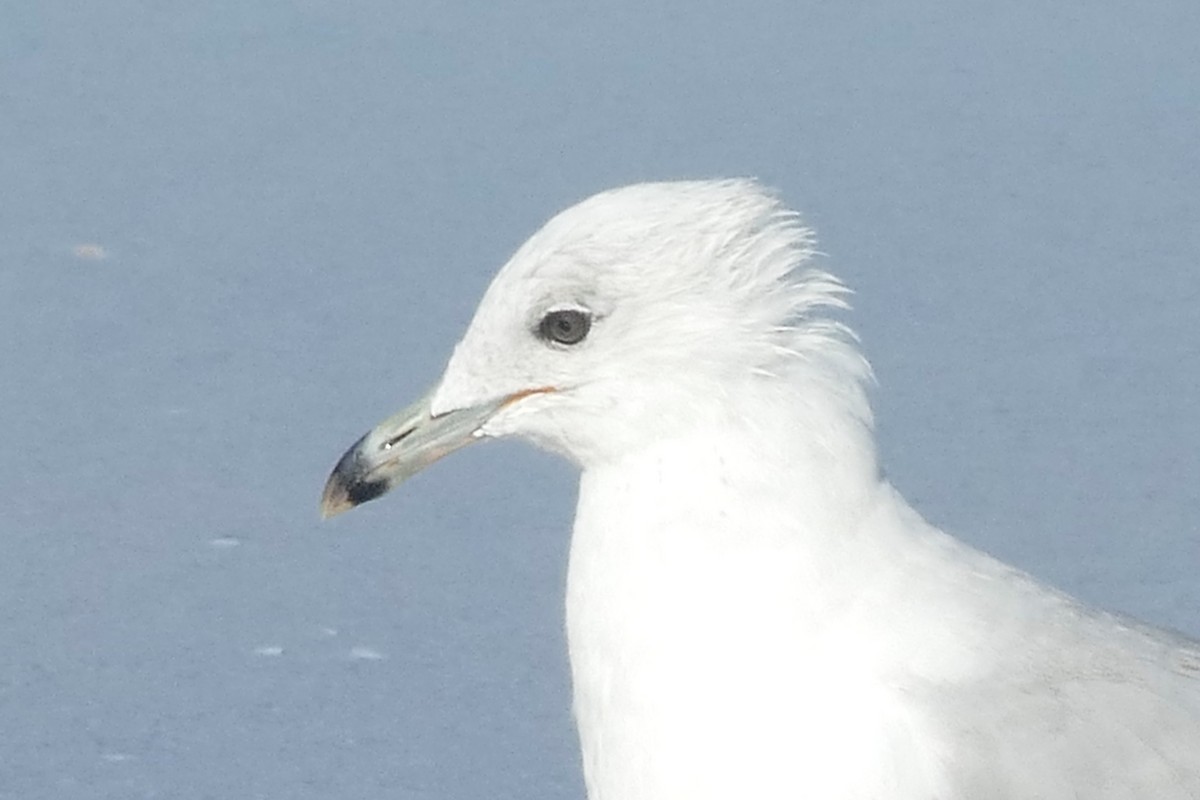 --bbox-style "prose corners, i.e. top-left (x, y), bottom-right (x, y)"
top-left (321, 180), bottom-right (1200, 798)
